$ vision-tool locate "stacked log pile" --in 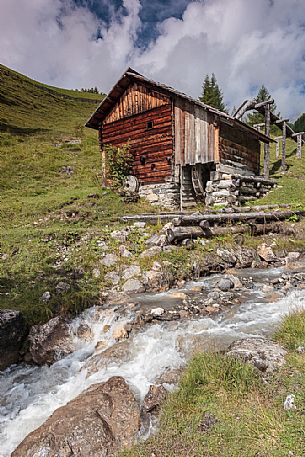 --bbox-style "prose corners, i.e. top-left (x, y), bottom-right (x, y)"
top-left (167, 208), bottom-right (304, 244)
top-left (205, 174), bottom-right (276, 206)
